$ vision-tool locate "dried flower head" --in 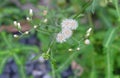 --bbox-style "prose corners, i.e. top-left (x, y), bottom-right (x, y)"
top-left (56, 33), bottom-right (66, 43)
top-left (43, 10), bottom-right (47, 16)
top-left (61, 28), bottom-right (72, 39)
top-left (61, 19), bottom-right (78, 30)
